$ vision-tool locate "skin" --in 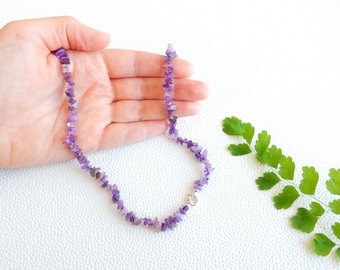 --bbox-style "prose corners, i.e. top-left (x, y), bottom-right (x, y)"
top-left (0, 16), bottom-right (209, 168)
